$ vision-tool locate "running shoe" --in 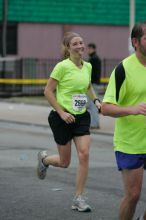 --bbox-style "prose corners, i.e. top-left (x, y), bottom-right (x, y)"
top-left (71, 195), bottom-right (91, 212)
top-left (37, 151), bottom-right (48, 180)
